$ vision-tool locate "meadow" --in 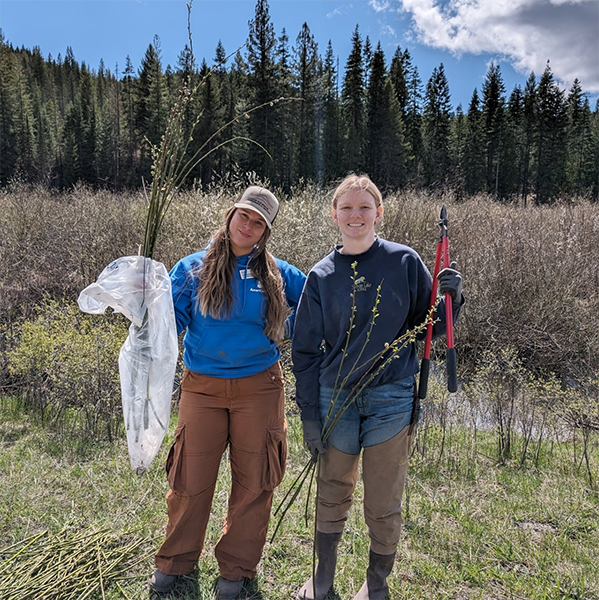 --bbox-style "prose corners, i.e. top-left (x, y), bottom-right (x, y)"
top-left (1, 183), bottom-right (598, 599)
